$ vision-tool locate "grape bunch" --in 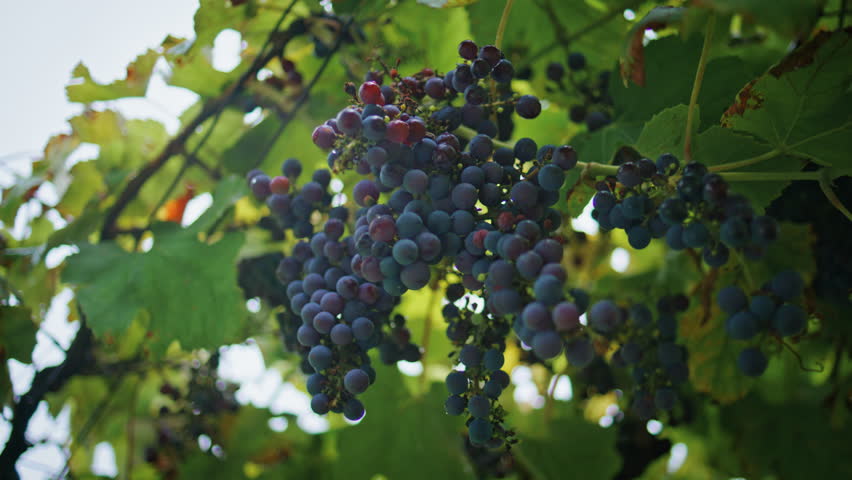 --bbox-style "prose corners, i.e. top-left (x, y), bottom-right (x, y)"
top-left (545, 52), bottom-right (613, 132)
top-left (718, 270), bottom-right (808, 377)
top-left (767, 177), bottom-right (852, 306)
top-left (599, 295), bottom-right (691, 417)
top-left (246, 158), bottom-right (336, 238)
top-left (246, 36), bottom-right (814, 449)
top-left (592, 154), bottom-right (778, 266)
